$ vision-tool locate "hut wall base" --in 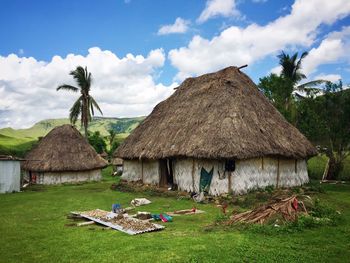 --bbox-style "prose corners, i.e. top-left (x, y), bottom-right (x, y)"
top-left (121, 157), bottom-right (309, 196)
top-left (38, 169), bottom-right (102, 185)
top-left (122, 160), bottom-right (159, 184)
top-left (142, 160), bottom-right (160, 184)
